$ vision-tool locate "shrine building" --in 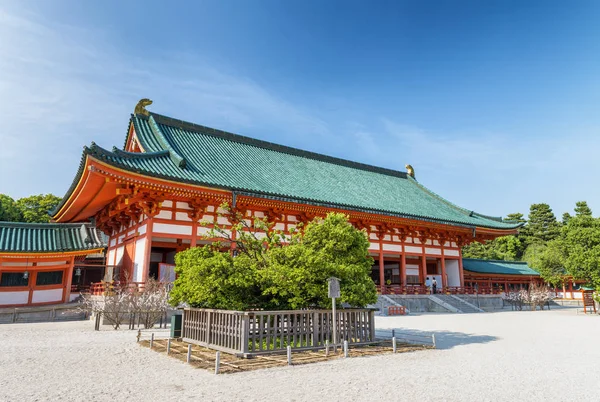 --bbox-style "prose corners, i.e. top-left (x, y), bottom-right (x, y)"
top-left (0, 222), bottom-right (106, 307)
top-left (47, 100), bottom-right (523, 297)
